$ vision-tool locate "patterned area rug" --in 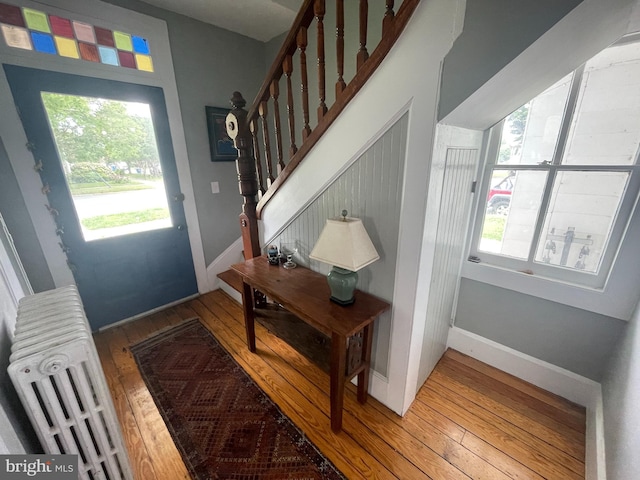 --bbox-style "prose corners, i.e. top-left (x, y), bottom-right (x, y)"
top-left (131, 318), bottom-right (345, 479)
